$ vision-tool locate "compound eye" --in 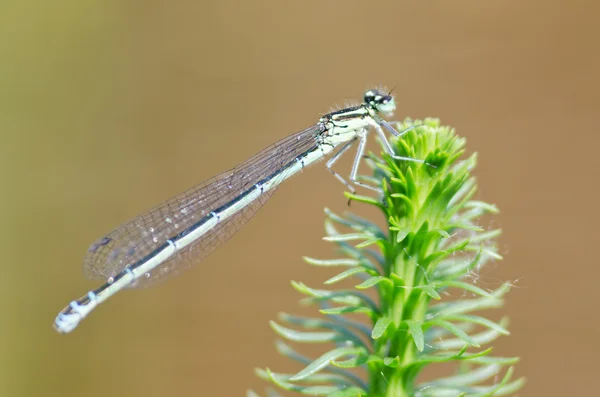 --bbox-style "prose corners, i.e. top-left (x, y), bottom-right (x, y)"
top-left (380, 95), bottom-right (392, 105)
top-left (375, 94), bottom-right (396, 113)
top-left (363, 90), bottom-right (377, 104)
